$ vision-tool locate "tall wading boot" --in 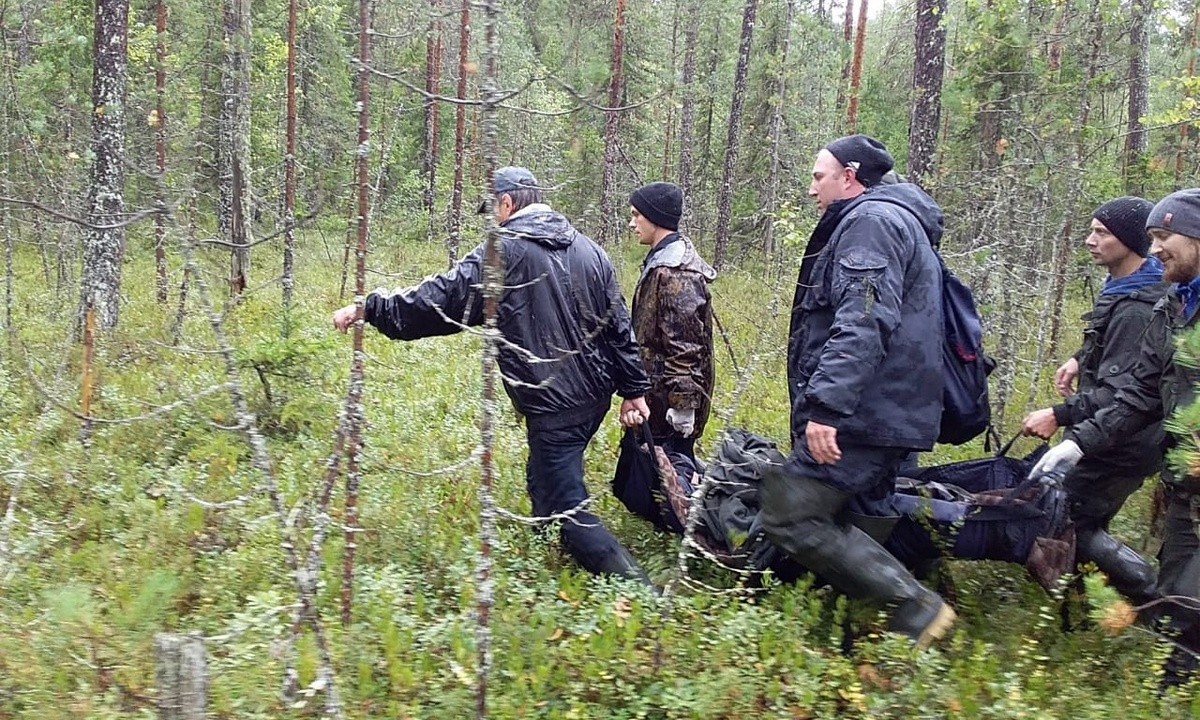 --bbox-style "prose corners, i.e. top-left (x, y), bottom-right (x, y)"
top-left (560, 518), bottom-right (657, 590)
top-left (759, 468), bottom-right (956, 648)
top-left (1075, 528), bottom-right (1161, 607)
